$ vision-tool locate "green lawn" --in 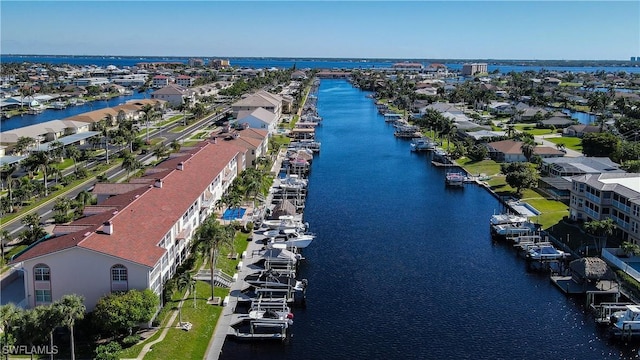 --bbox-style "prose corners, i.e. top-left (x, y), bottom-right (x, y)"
top-left (455, 158), bottom-right (502, 176)
top-left (143, 282), bottom-right (226, 360)
top-left (519, 189), bottom-right (569, 229)
top-left (545, 136), bottom-right (583, 152)
top-left (514, 124), bottom-right (556, 136)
